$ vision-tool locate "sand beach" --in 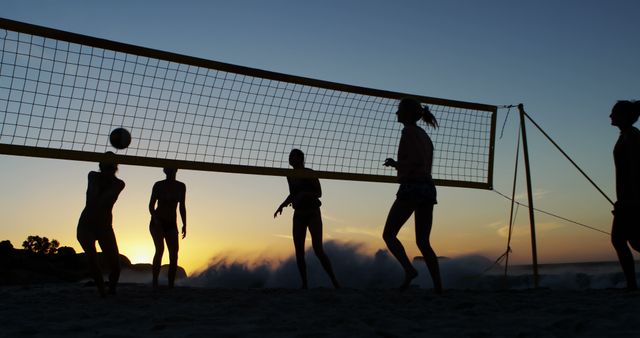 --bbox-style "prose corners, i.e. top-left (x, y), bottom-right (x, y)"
top-left (1, 283), bottom-right (640, 337)
top-left (2, 243), bottom-right (640, 337)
